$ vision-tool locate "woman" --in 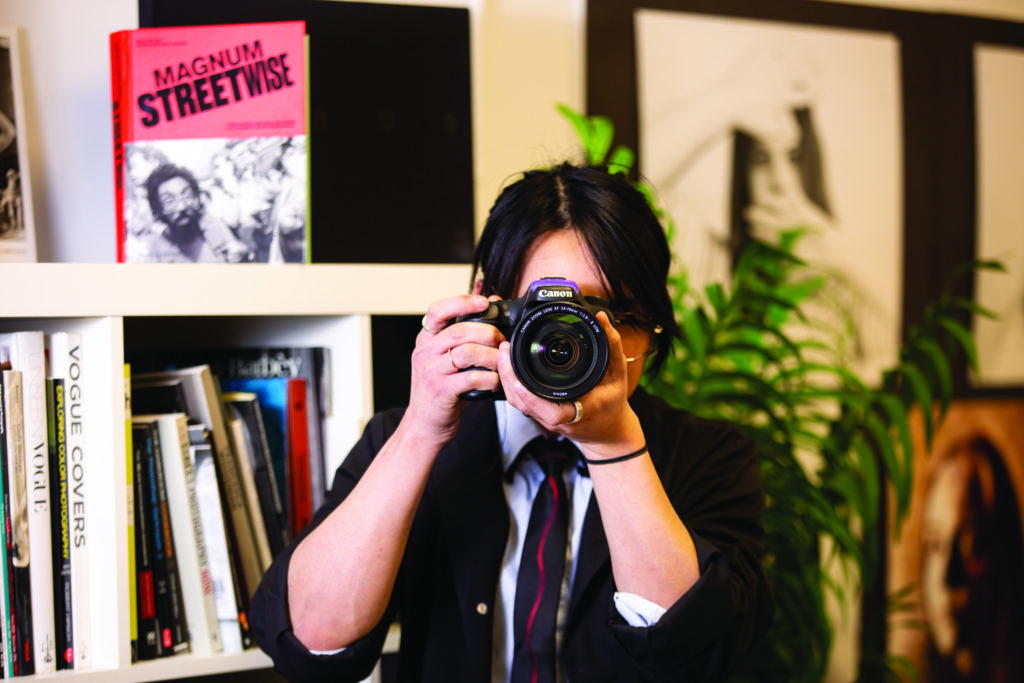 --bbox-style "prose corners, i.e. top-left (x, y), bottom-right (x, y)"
top-left (250, 163), bottom-right (772, 682)
top-left (921, 435), bottom-right (1024, 683)
top-left (728, 105), bottom-right (833, 269)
